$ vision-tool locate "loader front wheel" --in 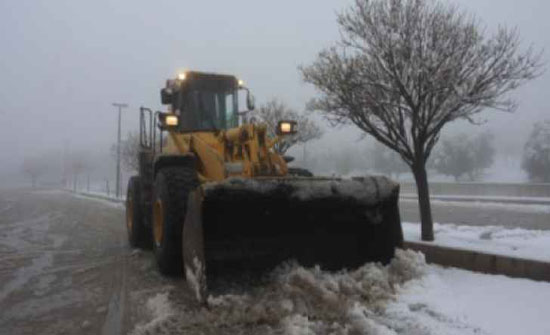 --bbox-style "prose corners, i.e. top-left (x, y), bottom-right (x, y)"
top-left (152, 167), bottom-right (197, 276)
top-left (126, 176), bottom-right (150, 248)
